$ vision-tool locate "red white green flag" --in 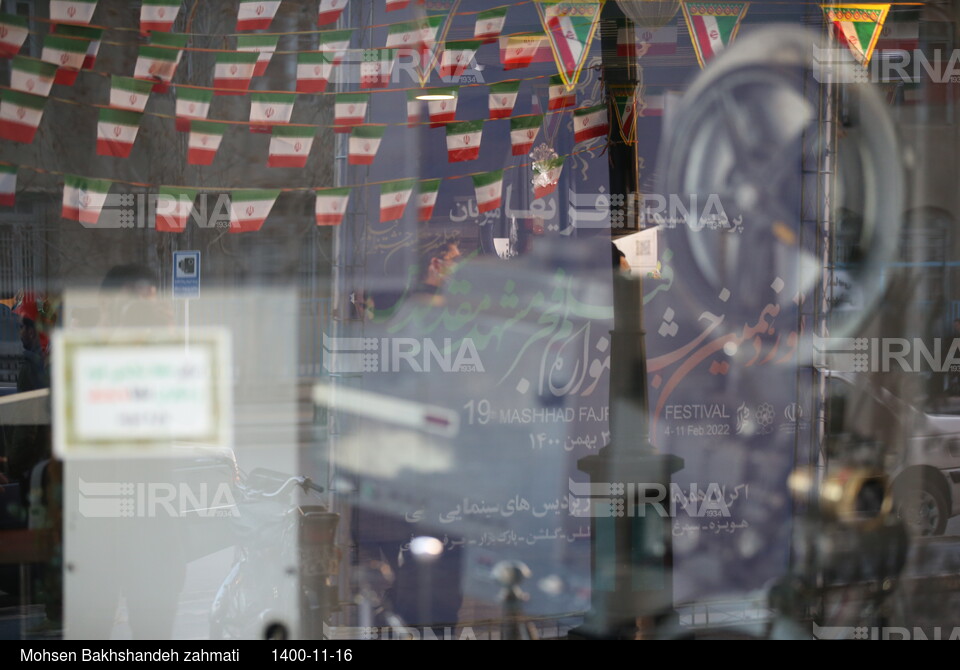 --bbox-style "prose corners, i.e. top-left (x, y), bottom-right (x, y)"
top-left (175, 86), bottom-right (213, 131)
top-left (535, 0), bottom-right (603, 88)
top-left (140, 1), bottom-right (181, 34)
top-left (319, 28), bottom-right (353, 62)
top-left (188, 120), bottom-right (227, 165)
top-left (62, 175), bottom-right (112, 225)
top-left (236, 1), bottom-right (280, 31)
top-left (50, 0), bottom-right (98, 25)
top-left (155, 186), bottom-right (198, 233)
top-left (472, 169), bottom-right (504, 213)
top-left (334, 93), bottom-right (369, 134)
top-left (573, 103), bottom-right (608, 145)
top-left (474, 6), bottom-right (508, 44)
top-left (386, 0), bottom-right (411, 11)
top-left (0, 165), bottom-right (17, 206)
top-left (611, 84), bottom-right (637, 144)
top-left (439, 40), bottom-right (480, 79)
top-left (10, 57), bottom-right (57, 97)
top-left (214, 51), bottom-right (259, 95)
top-left (268, 126), bottom-right (315, 168)
top-left (348, 125), bottom-right (386, 165)
top-left (52, 24), bottom-right (102, 71)
top-left (406, 90), bottom-right (422, 126)
top-left (681, 2), bottom-right (750, 68)
top-left (249, 92), bottom-right (295, 133)
top-left (229, 189), bottom-right (280, 233)
top-left (109, 75), bottom-right (153, 112)
top-left (0, 14), bottom-right (30, 58)
top-left (360, 49), bottom-right (395, 89)
top-left (822, 4), bottom-right (890, 66)
top-left (427, 88), bottom-right (458, 127)
top-left (510, 114), bottom-right (542, 156)
top-left (548, 74), bottom-right (575, 110)
top-left (386, 19), bottom-right (424, 50)
top-left (533, 156), bottom-right (564, 199)
top-left (499, 33), bottom-right (551, 70)
top-left (297, 52), bottom-right (335, 93)
top-left (315, 187), bottom-right (351, 225)
top-left (238, 34), bottom-right (279, 77)
top-left (446, 119), bottom-right (483, 162)
top-left (0, 90), bottom-right (47, 143)
top-left (638, 90), bottom-right (664, 117)
top-left (318, 0), bottom-right (349, 26)
top-left (488, 79), bottom-right (520, 119)
top-left (134, 44), bottom-right (181, 92)
top-left (41, 34), bottom-right (88, 86)
top-left (418, 179), bottom-right (440, 221)
top-left (380, 179), bottom-right (416, 222)
top-left (96, 108), bottom-right (143, 158)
